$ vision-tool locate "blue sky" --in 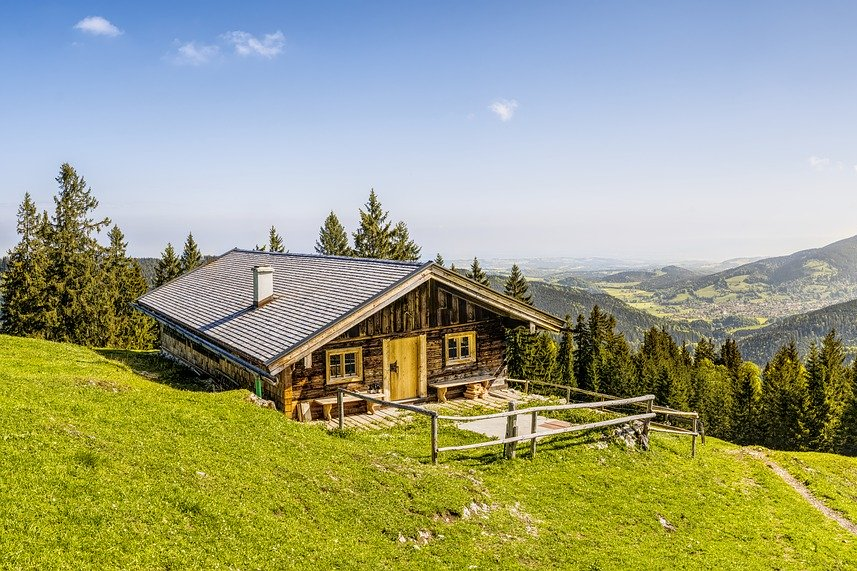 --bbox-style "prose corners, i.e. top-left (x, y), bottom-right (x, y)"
top-left (2, 1), bottom-right (857, 262)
